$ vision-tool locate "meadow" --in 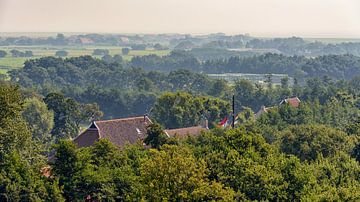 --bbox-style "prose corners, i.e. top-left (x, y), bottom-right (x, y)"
top-left (0, 46), bottom-right (170, 73)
